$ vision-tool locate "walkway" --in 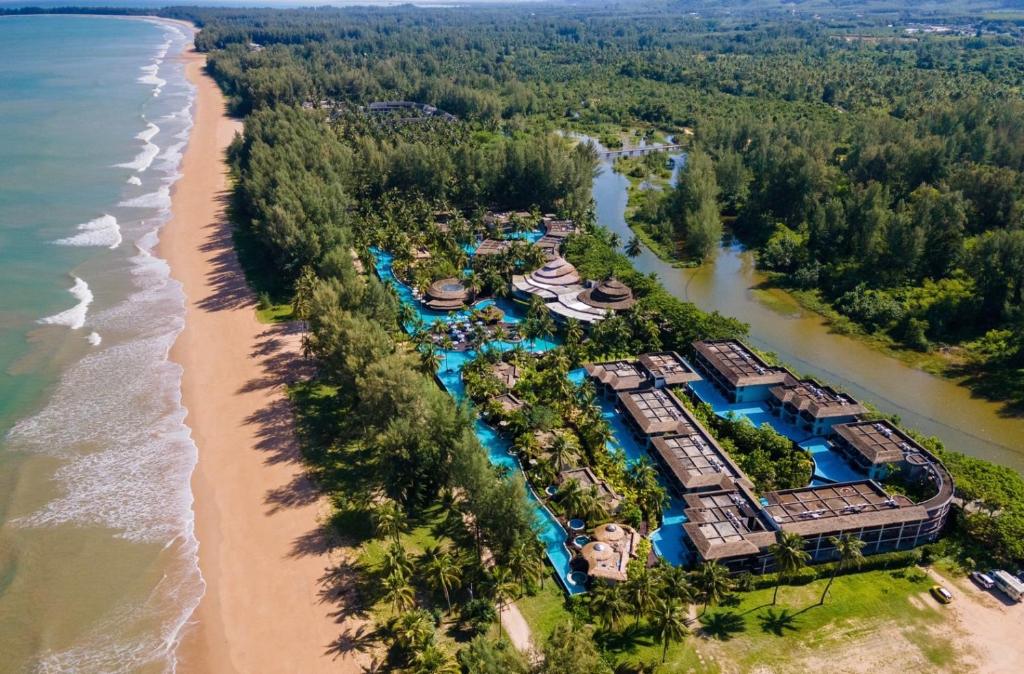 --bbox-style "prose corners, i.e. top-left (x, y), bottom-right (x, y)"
top-left (598, 143), bottom-right (683, 160)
